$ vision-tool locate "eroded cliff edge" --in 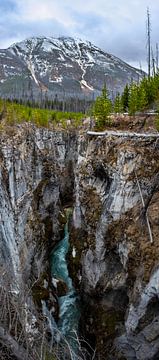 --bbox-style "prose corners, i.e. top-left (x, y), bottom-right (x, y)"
top-left (1, 124), bottom-right (159, 360)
